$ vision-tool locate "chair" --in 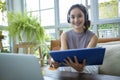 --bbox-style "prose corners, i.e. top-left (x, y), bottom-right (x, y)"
top-left (50, 40), bottom-right (61, 51)
top-left (14, 42), bottom-right (44, 66)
